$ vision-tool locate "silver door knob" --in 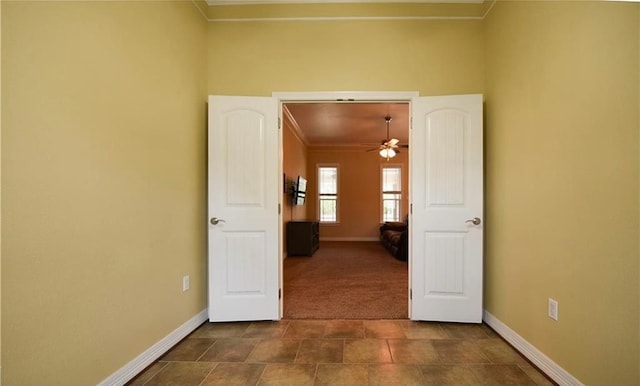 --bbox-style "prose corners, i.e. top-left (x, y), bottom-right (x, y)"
top-left (210, 217), bottom-right (226, 225)
top-left (466, 217), bottom-right (481, 226)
